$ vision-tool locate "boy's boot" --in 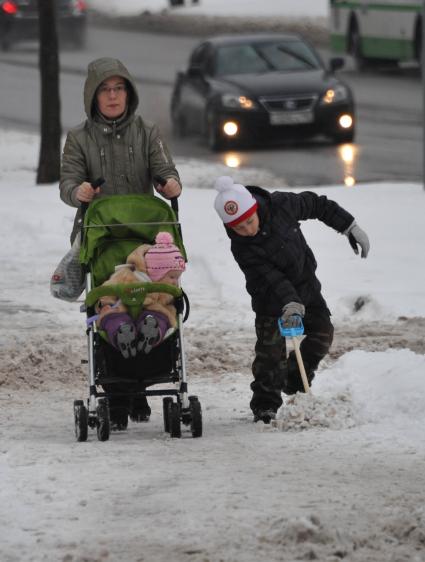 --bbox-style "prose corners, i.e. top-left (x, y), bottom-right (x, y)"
top-left (253, 407), bottom-right (277, 424)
